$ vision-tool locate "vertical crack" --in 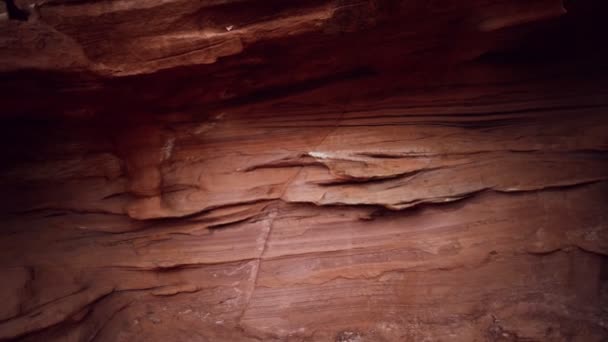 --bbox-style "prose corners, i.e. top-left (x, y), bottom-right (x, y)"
top-left (236, 209), bottom-right (276, 327)
top-left (237, 111), bottom-right (344, 330)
